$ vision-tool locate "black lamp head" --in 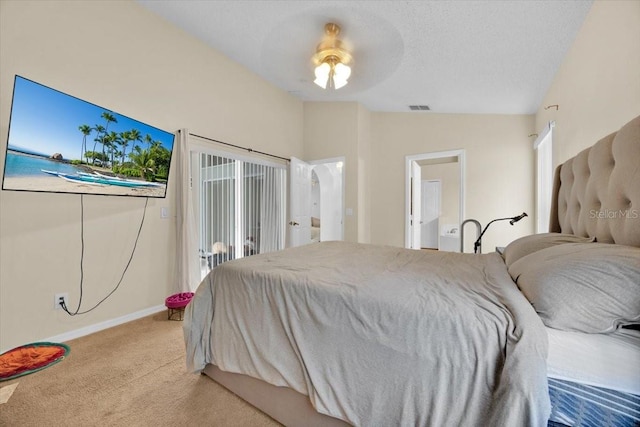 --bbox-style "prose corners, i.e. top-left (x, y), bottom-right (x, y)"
top-left (509, 212), bottom-right (528, 225)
